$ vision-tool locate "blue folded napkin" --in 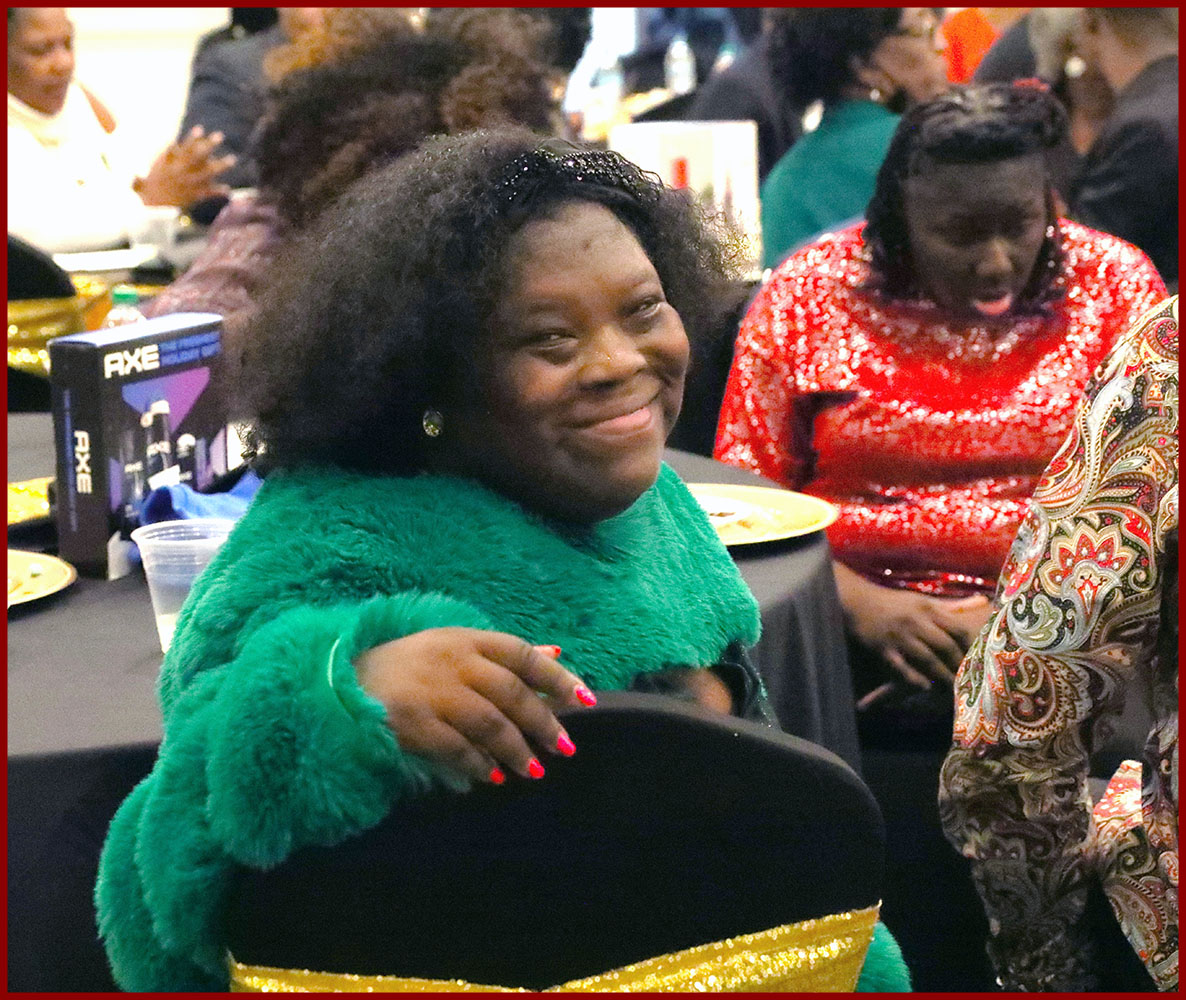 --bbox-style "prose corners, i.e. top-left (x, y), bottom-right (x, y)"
top-left (141, 468), bottom-right (262, 524)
